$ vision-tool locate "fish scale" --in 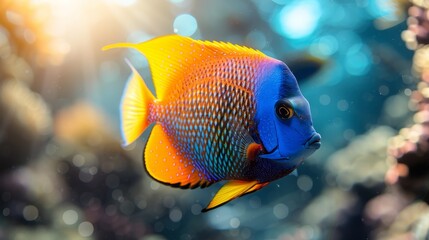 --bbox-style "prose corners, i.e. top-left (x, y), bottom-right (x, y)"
top-left (154, 58), bottom-right (261, 180)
